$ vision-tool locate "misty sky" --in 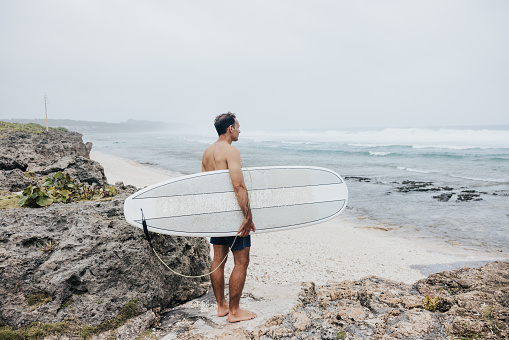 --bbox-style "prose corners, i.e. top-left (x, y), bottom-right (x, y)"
top-left (1, 0), bottom-right (508, 131)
